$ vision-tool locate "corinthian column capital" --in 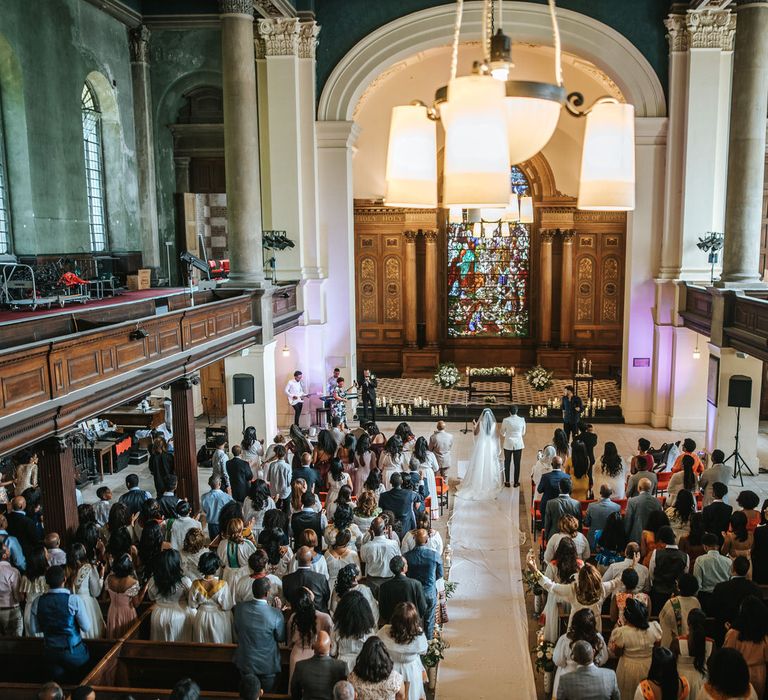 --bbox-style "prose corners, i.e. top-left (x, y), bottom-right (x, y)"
top-left (128, 24), bottom-right (151, 64)
top-left (219, 0), bottom-right (254, 16)
top-left (298, 21), bottom-right (321, 59)
top-left (665, 14), bottom-right (689, 52)
top-left (256, 17), bottom-right (300, 57)
top-left (686, 8), bottom-right (736, 50)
